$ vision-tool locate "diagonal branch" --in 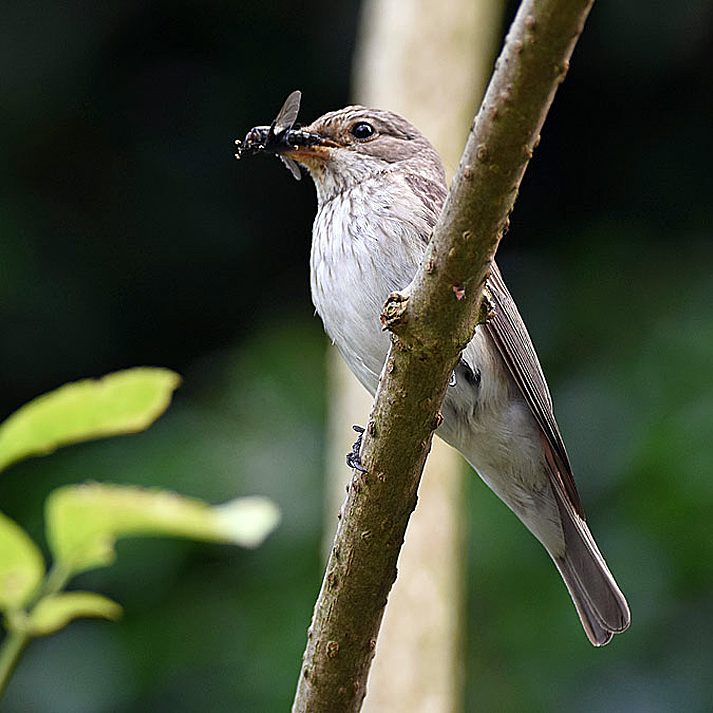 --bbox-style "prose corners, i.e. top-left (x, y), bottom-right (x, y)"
top-left (291, 0), bottom-right (595, 711)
